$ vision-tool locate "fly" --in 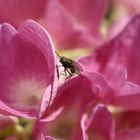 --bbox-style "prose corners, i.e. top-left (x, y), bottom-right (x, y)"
top-left (56, 52), bottom-right (83, 78)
